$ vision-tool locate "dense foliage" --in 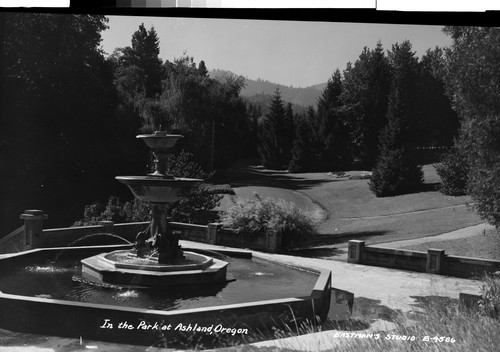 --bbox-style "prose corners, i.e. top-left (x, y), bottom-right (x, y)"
top-left (0, 13), bottom-right (144, 232)
top-left (435, 145), bottom-right (469, 196)
top-left (442, 26), bottom-right (500, 227)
